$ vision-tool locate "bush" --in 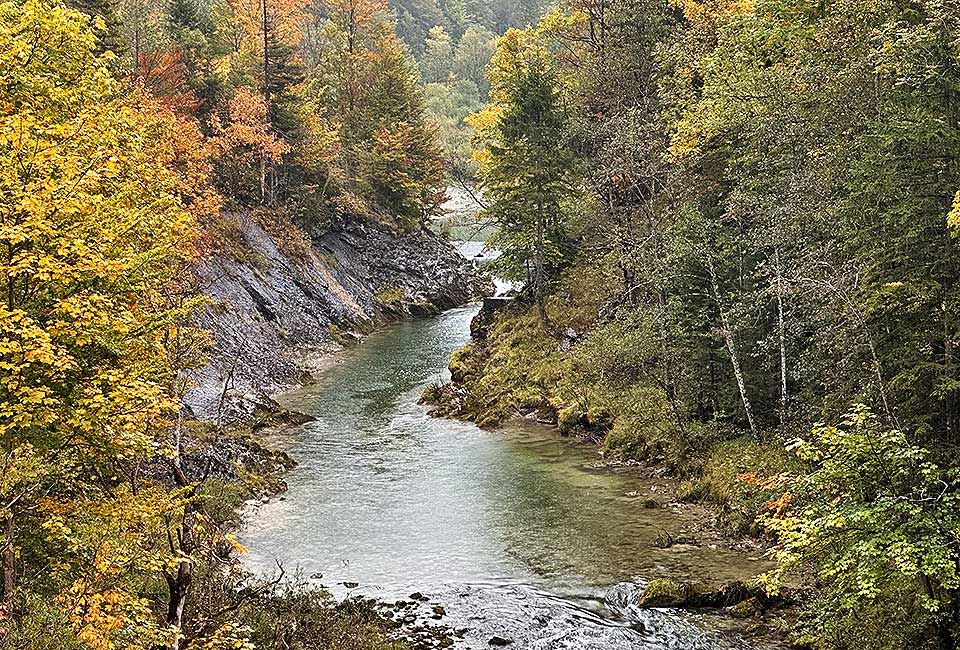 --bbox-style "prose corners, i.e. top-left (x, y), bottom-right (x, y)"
top-left (758, 406), bottom-right (960, 649)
